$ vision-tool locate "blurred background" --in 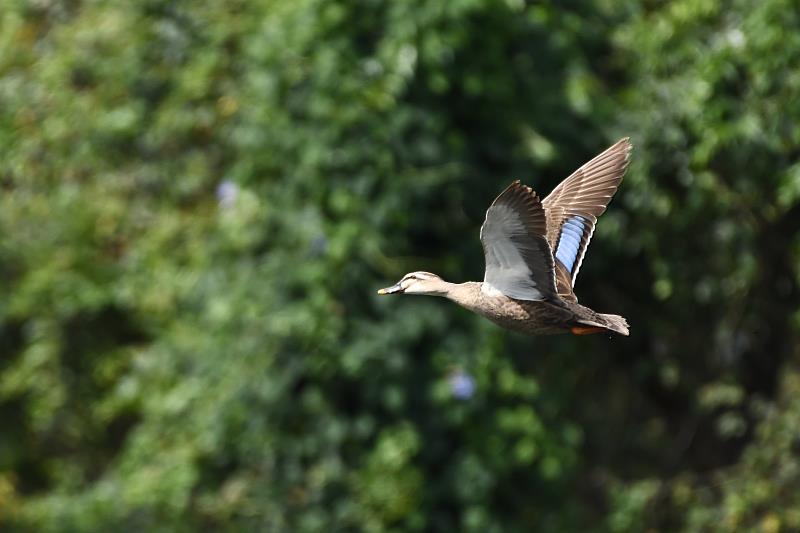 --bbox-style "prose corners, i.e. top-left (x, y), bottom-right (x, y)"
top-left (1, 0), bottom-right (800, 531)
